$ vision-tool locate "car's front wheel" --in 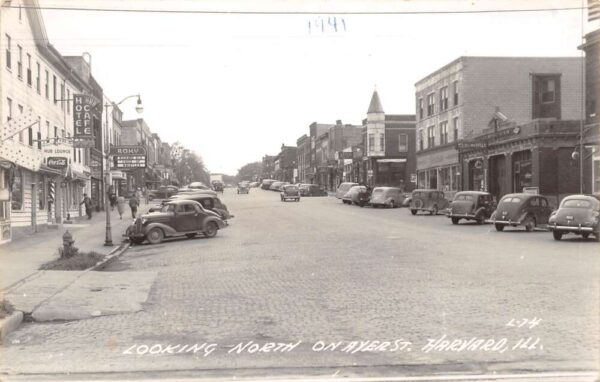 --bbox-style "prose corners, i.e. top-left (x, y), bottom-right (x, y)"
top-left (431, 205), bottom-right (438, 215)
top-left (410, 209), bottom-right (417, 215)
top-left (495, 223), bottom-right (505, 232)
top-left (451, 217), bottom-right (459, 225)
top-left (390, 200), bottom-right (396, 208)
top-left (582, 232), bottom-right (590, 239)
top-left (523, 215), bottom-right (536, 232)
top-left (186, 233), bottom-right (197, 239)
top-left (204, 221), bottom-right (218, 238)
top-left (146, 227), bottom-right (164, 244)
top-left (553, 231), bottom-right (563, 241)
top-left (130, 237), bottom-right (145, 245)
